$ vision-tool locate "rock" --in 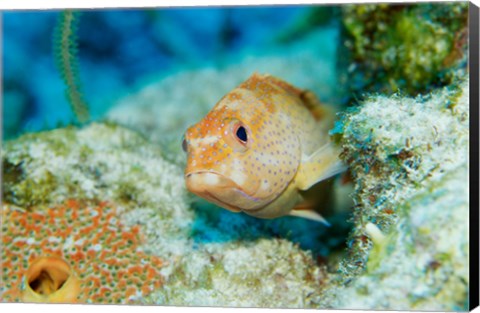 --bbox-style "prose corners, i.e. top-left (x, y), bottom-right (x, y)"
top-left (339, 2), bottom-right (468, 99)
top-left (327, 75), bottom-right (469, 310)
